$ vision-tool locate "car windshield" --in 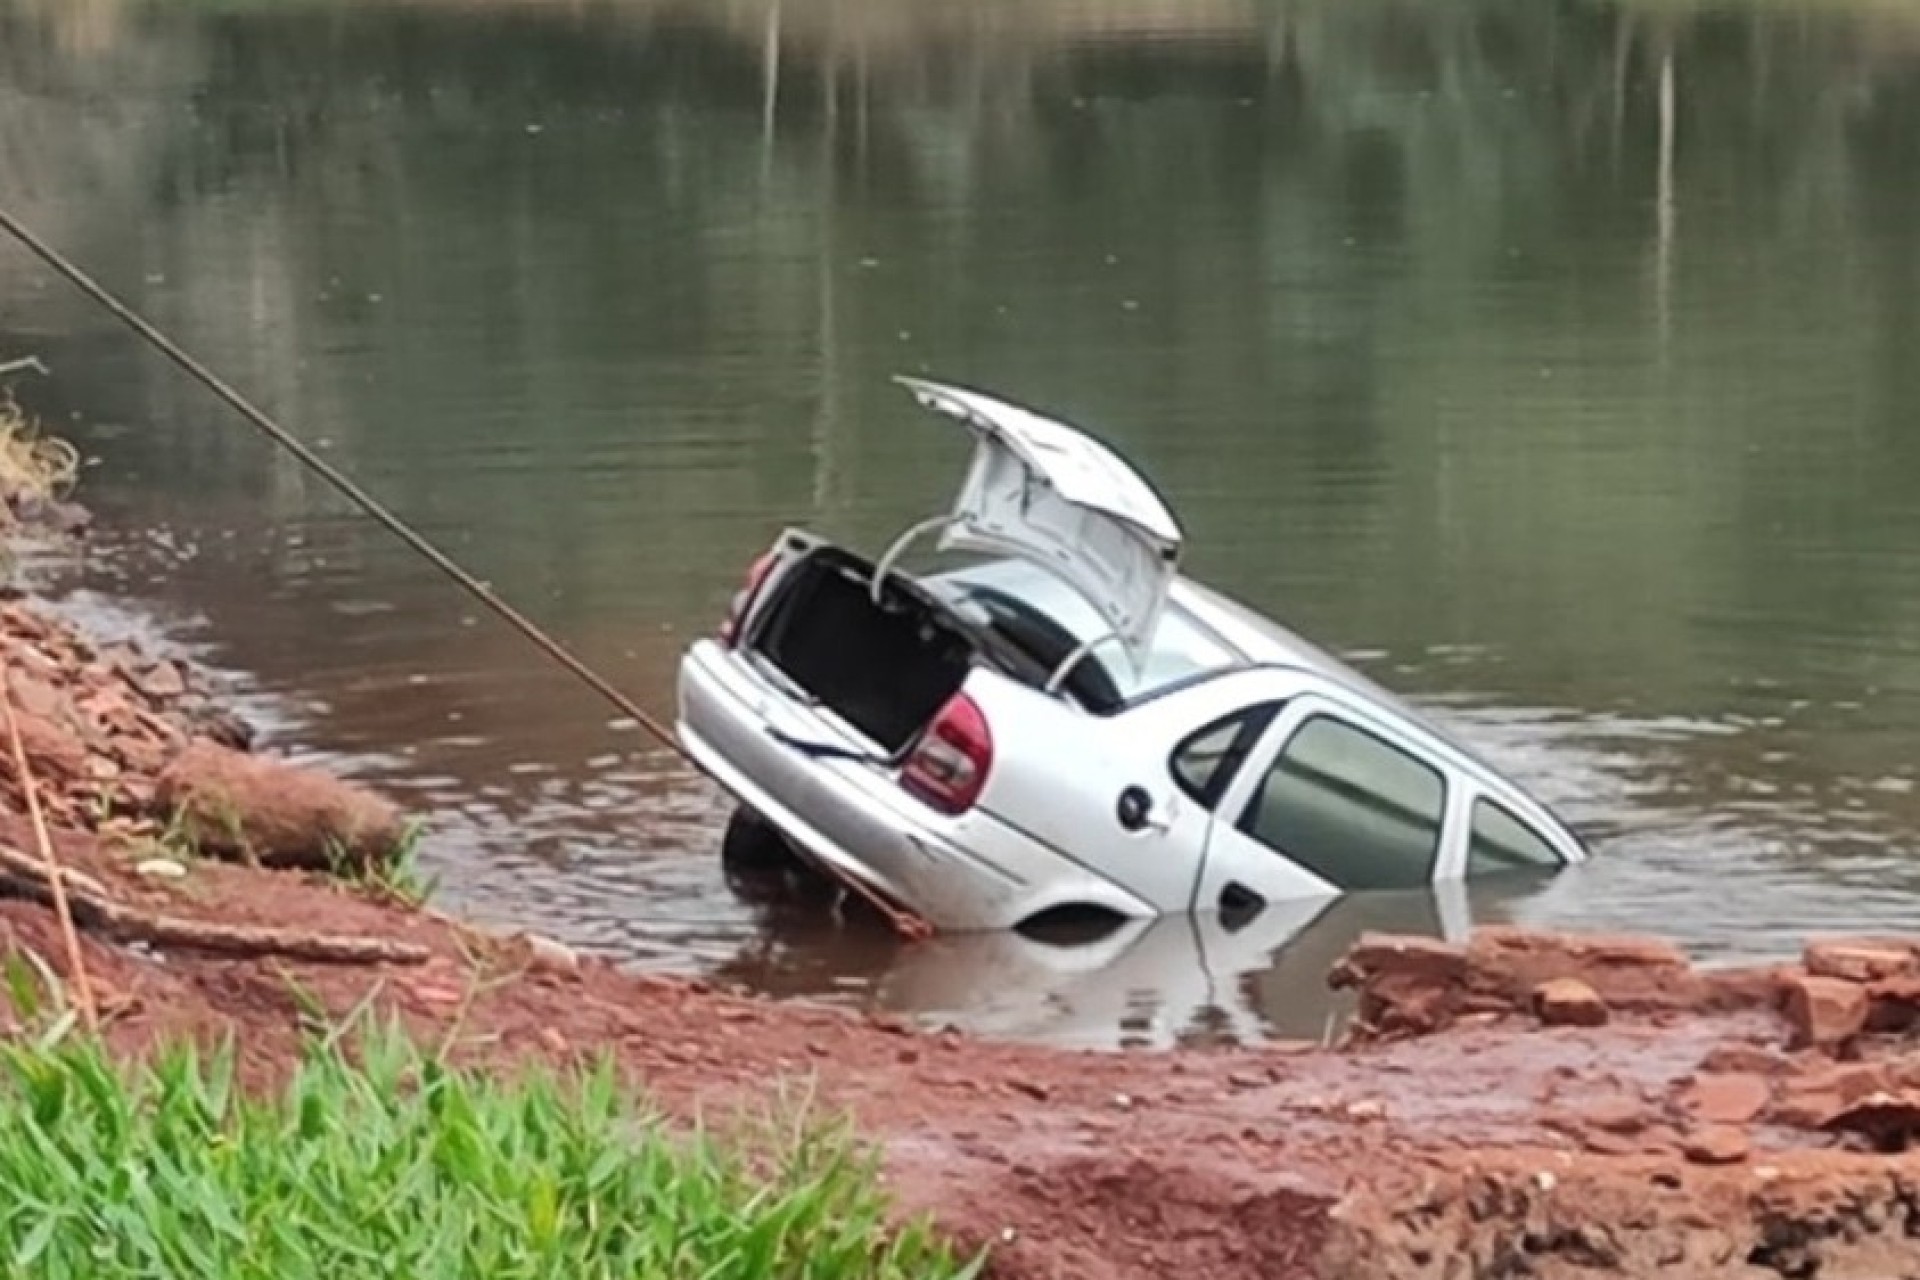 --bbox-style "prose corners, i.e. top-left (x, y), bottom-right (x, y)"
top-left (924, 558), bottom-right (1238, 705)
